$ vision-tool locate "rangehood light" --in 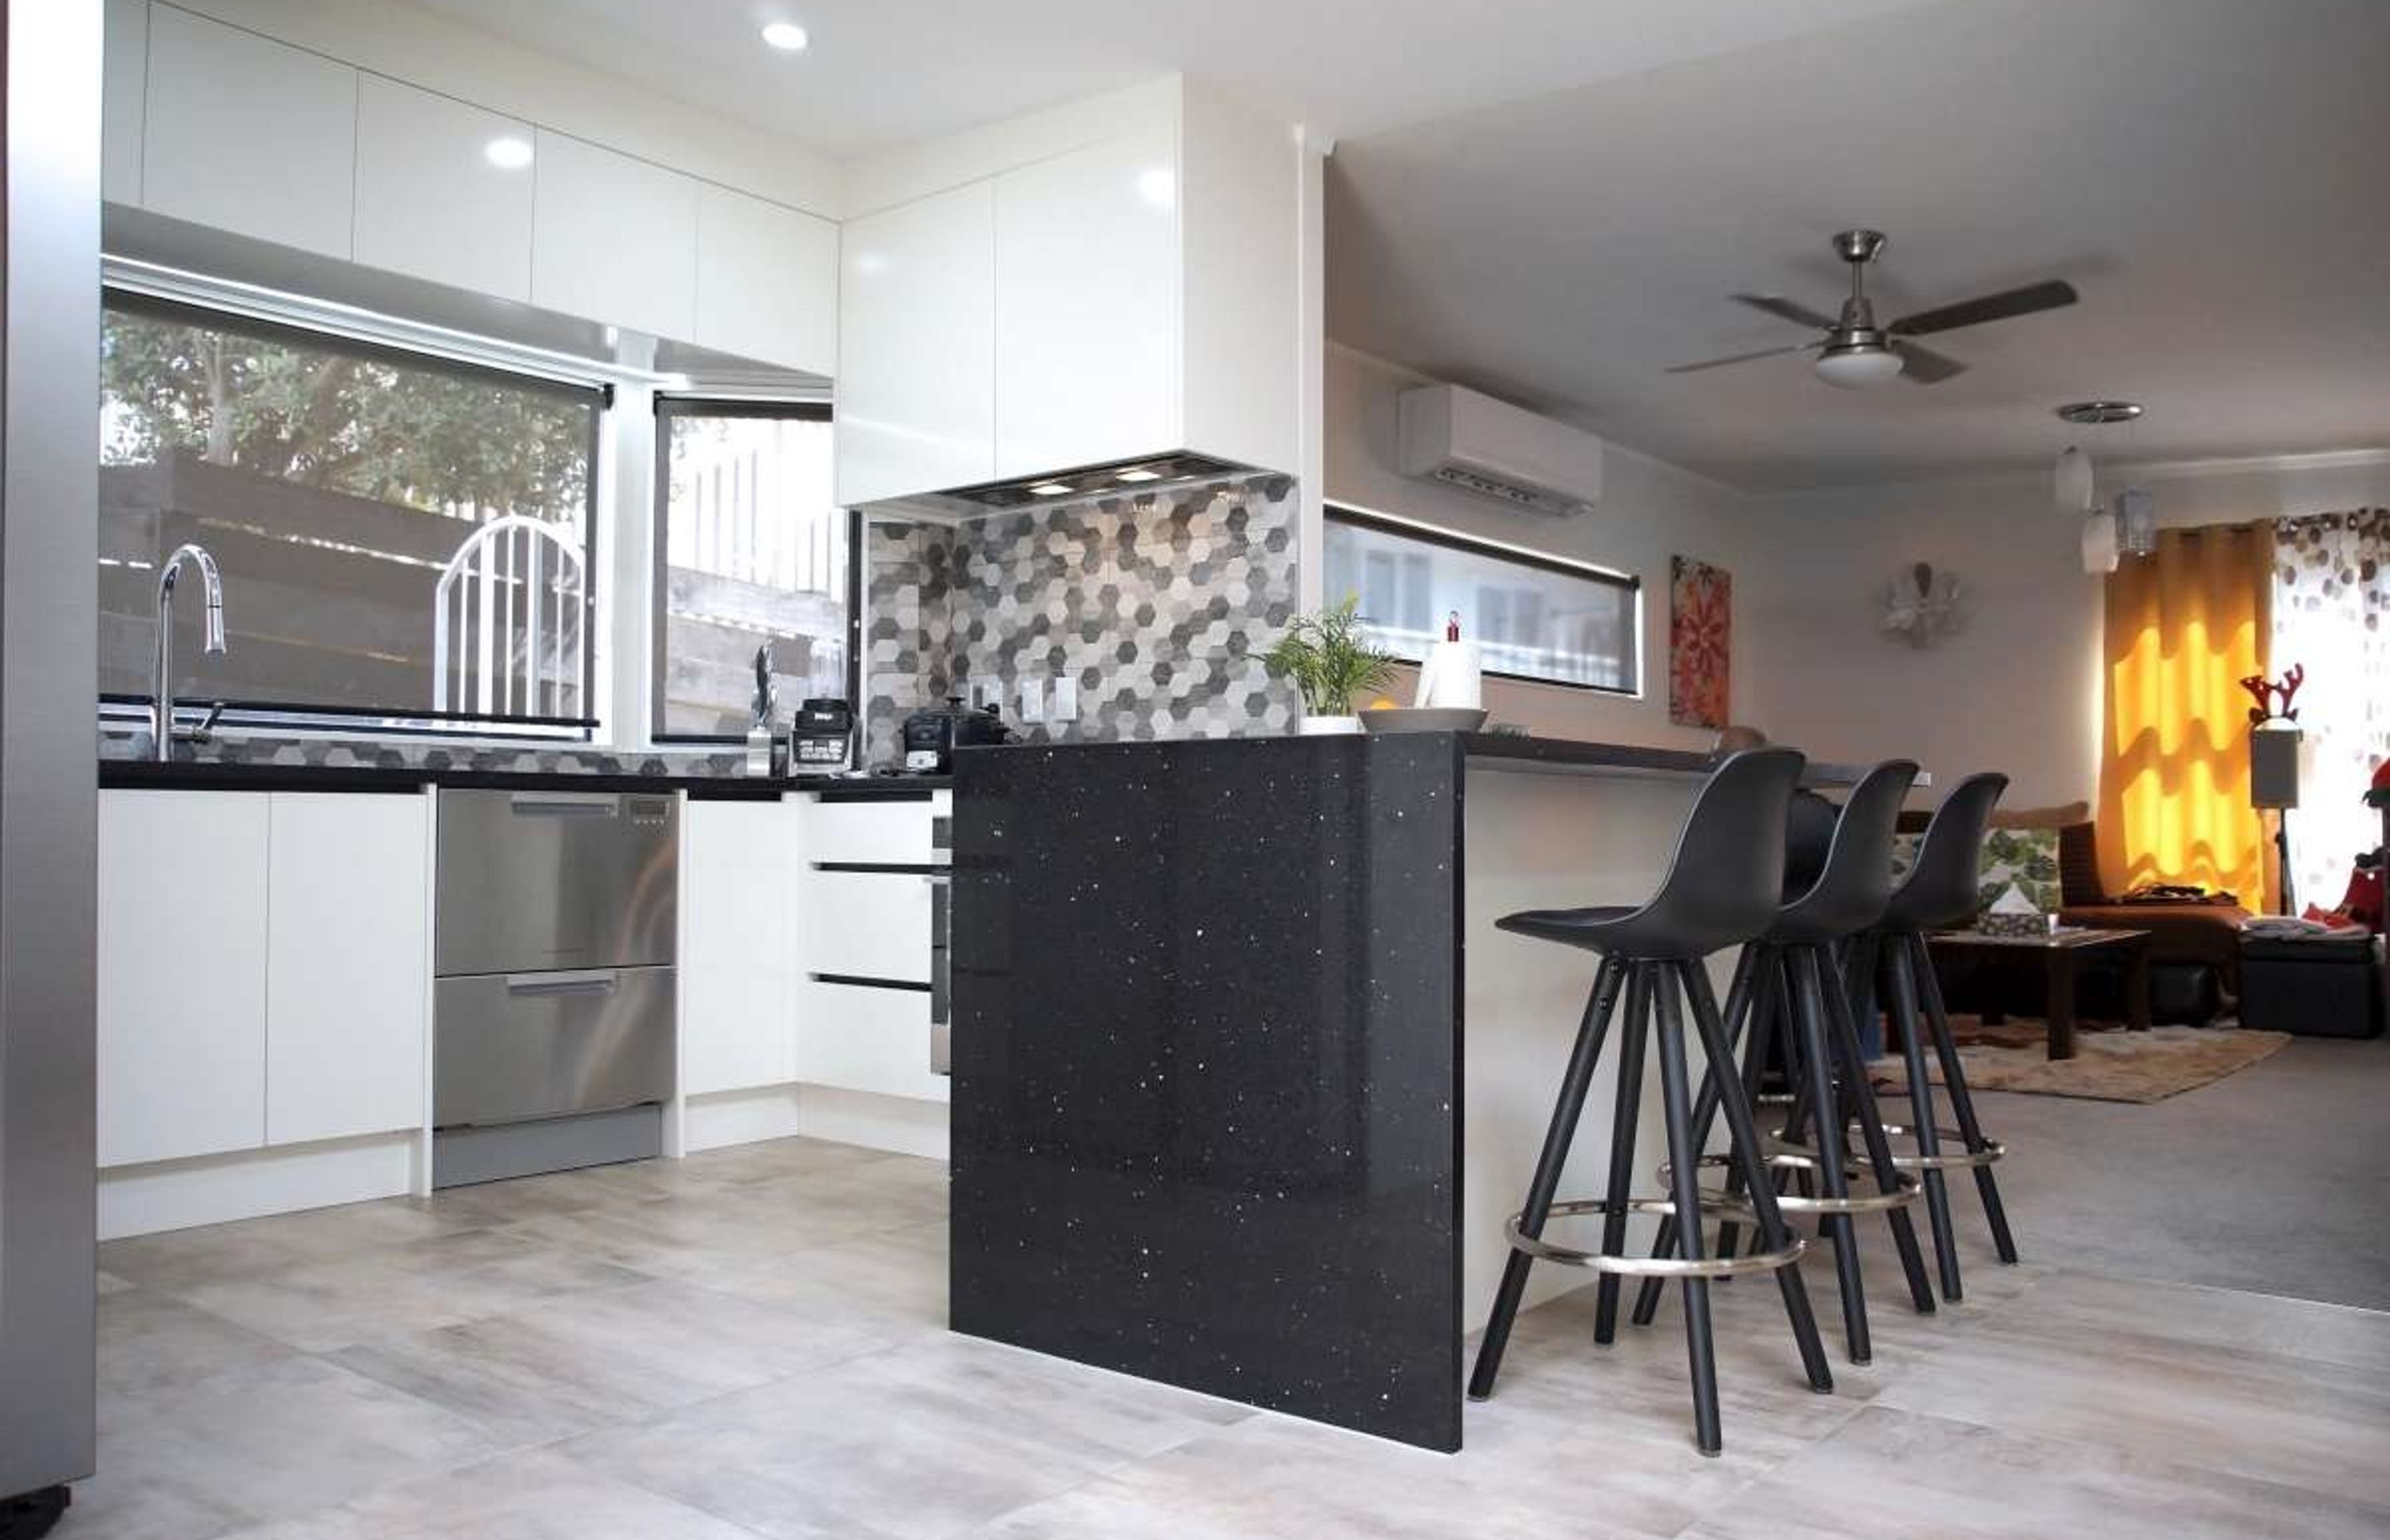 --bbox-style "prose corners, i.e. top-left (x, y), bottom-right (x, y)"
top-left (760, 21), bottom-right (809, 51)
top-left (1029, 481), bottom-right (1075, 497)
top-left (1114, 467), bottom-right (1163, 483)
top-left (482, 136), bottom-right (534, 170)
